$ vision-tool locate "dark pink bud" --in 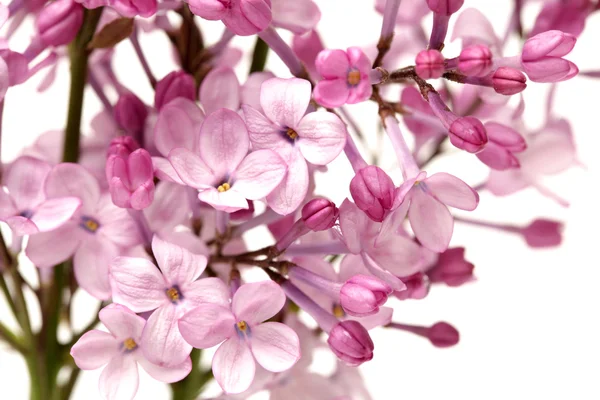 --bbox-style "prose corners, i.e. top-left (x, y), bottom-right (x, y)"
top-left (426, 0), bottom-right (464, 15)
top-left (328, 321), bottom-right (374, 366)
top-left (230, 201), bottom-right (255, 221)
top-left (36, 0), bottom-right (84, 47)
top-left (350, 166), bottom-right (395, 222)
top-left (106, 149), bottom-right (155, 210)
top-left (154, 71), bottom-right (195, 110)
top-left (415, 49), bottom-right (445, 79)
top-left (340, 275), bottom-right (392, 317)
top-left (521, 219), bottom-right (563, 248)
top-left (301, 198), bottom-right (339, 231)
top-left (458, 45), bottom-right (492, 77)
top-left (427, 247), bottom-right (474, 287)
top-left (107, 136), bottom-right (140, 159)
top-left (428, 322), bottom-right (460, 348)
top-left (493, 67), bottom-right (527, 95)
top-left (394, 272), bottom-right (430, 300)
top-left (114, 93), bottom-right (148, 135)
top-left (448, 116), bottom-right (488, 153)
